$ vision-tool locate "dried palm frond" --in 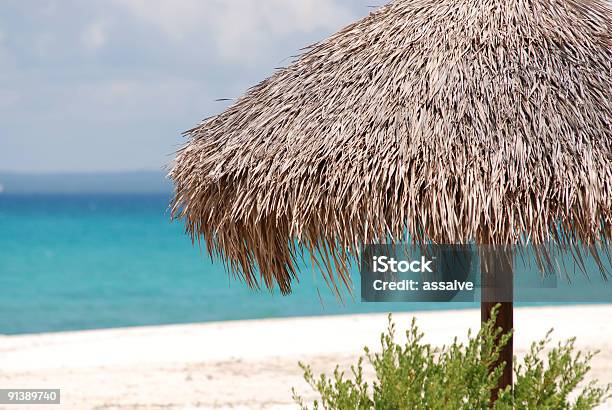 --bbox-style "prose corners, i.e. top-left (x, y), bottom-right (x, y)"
top-left (170, 0), bottom-right (611, 294)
